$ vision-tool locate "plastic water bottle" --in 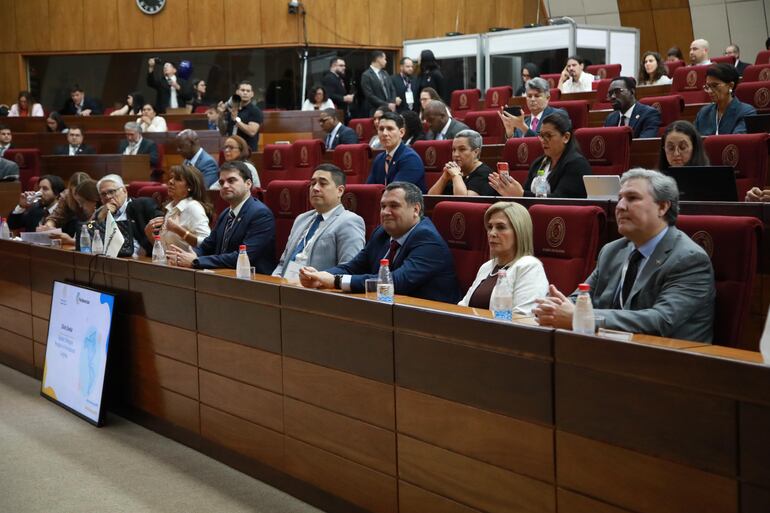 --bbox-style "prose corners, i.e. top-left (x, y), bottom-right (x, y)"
top-left (79, 225), bottom-right (92, 253)
top-left (236, 244), bottom-right (251, 279)
top-left (91, 229), bottom-right (104, 254)
top-left (489, 270), bottom-right (513, 321)
top-left (377, 258), bottom-right (394, 303)
top-left (532, 169), bottom-right (550, 198)
top-left (152, 235), bottom-right (166, 265)
top-left (0, 218), bottom-right (10, 240)
top-left (572, 283), bottom-right (596, 335)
